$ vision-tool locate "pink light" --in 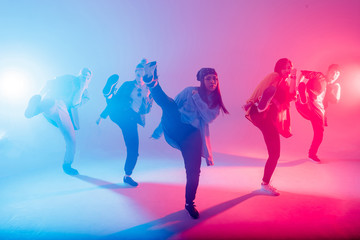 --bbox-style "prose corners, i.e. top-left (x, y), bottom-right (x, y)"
top-left (338, 64), bottom-right (360, 108)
